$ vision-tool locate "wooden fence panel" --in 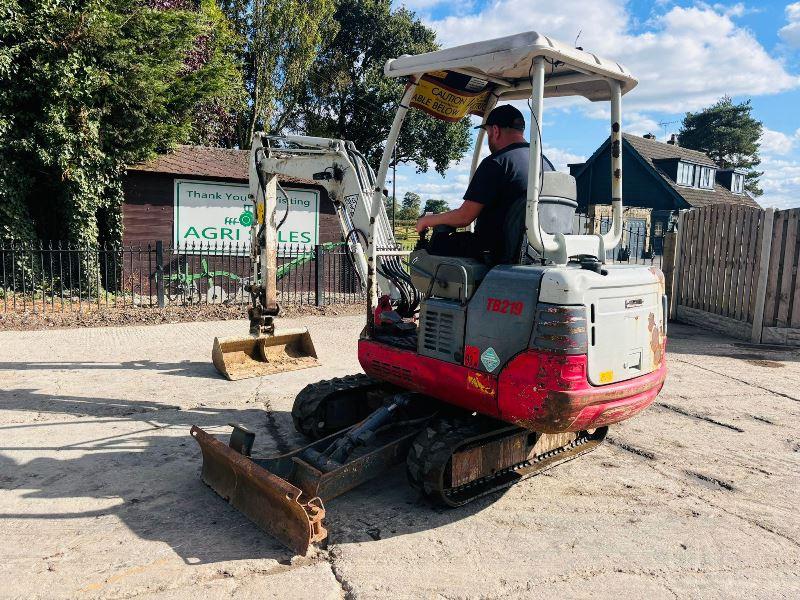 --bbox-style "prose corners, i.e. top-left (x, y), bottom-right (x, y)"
top-left (676, 205), bottom-right (764, 328)
top-left (790, 209), bottom-right (800, 327)
top-left (695, 206), bottom-right (709, 311)
top-left (677, 210), bottom-right (690, 307)
top-left (733, 207), bottom-right (750, 321)
top-left (741, 208), bottom-right (759, 323)
top-left (707, 206), bottom-right (723, 313)
top-left (723, 205), bottom-right (740, 318)
top-left (733, 207), bottom-right (749, 320)
top-left (729, 206), bottom-right (744, 320)
top-left (762, 212), bottom-right (786, 328)
top-left (716, 205), bottom-right (730, 314)
top-left (716, 204), bottom-right (733, 315)
top-left (776, 210), bottom-right (799, 327)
